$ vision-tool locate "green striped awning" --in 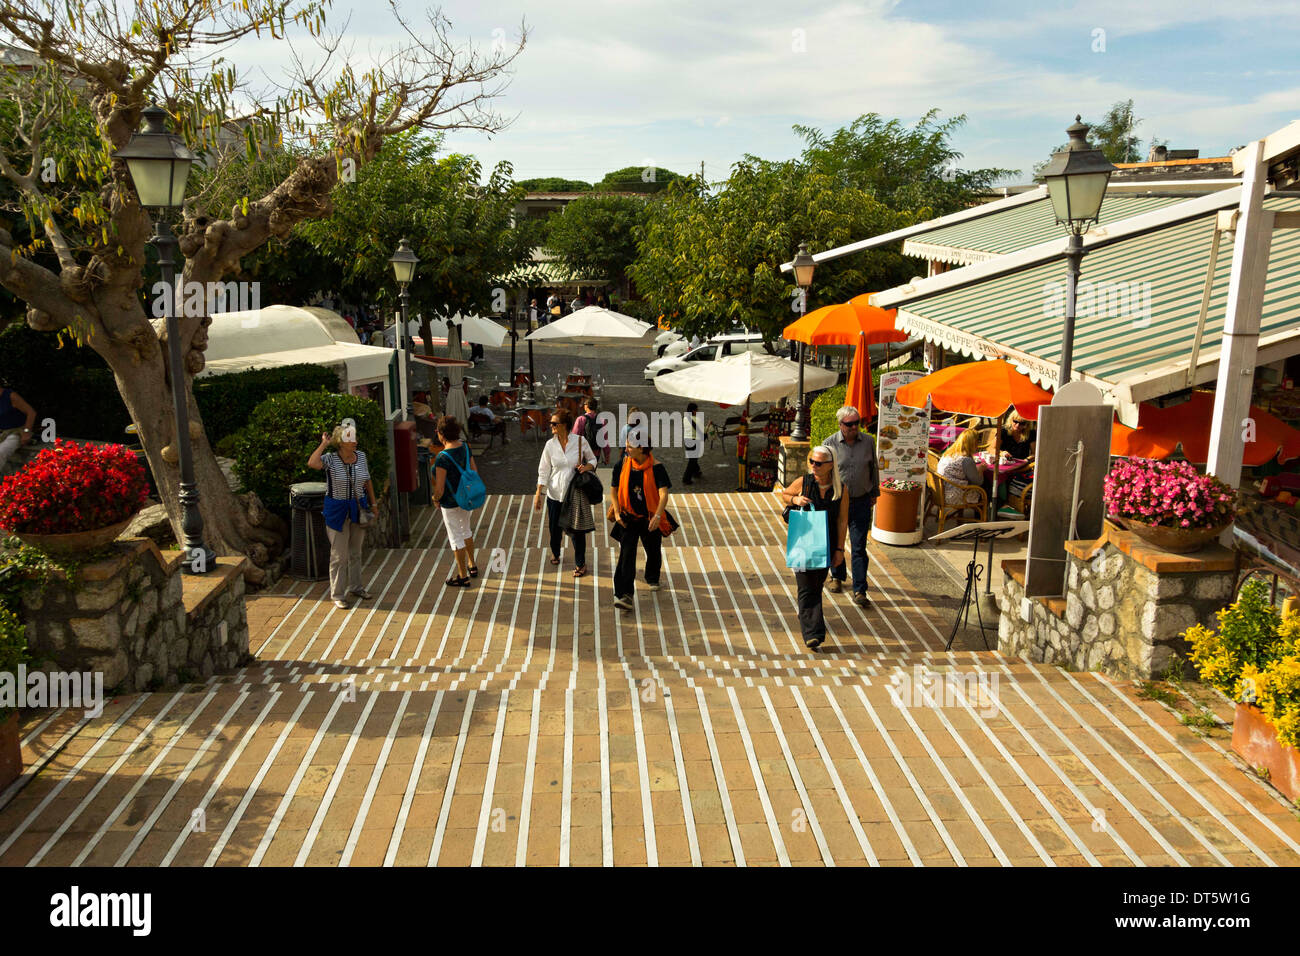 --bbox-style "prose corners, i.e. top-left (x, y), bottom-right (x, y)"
top-left (895, 194), bottom-right (1300, 422)
top-left (903, 194), bottom-right (1190, 265)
